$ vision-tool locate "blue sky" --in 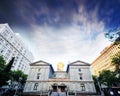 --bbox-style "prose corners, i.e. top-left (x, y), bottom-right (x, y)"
top-left (0, 0), bottom-right (119, 70)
